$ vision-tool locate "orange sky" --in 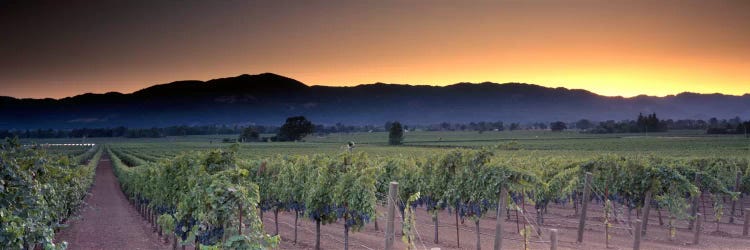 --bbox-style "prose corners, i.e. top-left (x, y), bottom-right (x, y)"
top-left (1, 0), bottom-right (748, 98)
